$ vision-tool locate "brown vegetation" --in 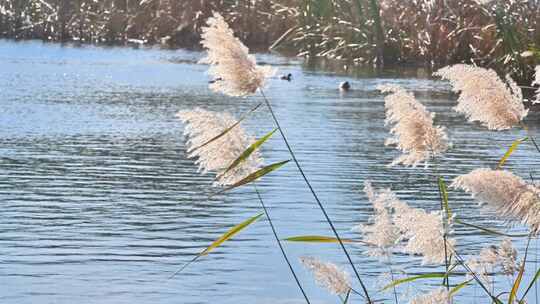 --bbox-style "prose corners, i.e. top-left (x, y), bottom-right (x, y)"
top-left (1, 0), bottom-right (539, 80)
